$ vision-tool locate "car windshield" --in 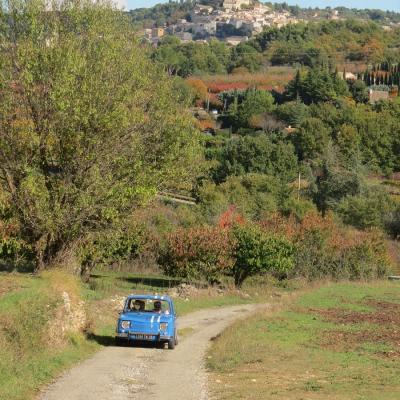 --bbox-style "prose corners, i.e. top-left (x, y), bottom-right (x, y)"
top-left (127, 298), bottom-right (170, 314)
